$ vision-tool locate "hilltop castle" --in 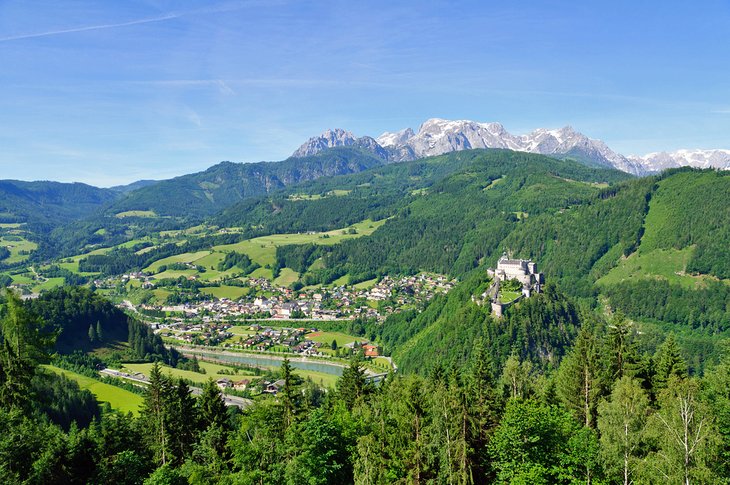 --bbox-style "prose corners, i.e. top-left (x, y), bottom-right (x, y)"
top-left (484, 255), bottom-right (544, 317)
top-left (488, 255), bottom-right (544, 295)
